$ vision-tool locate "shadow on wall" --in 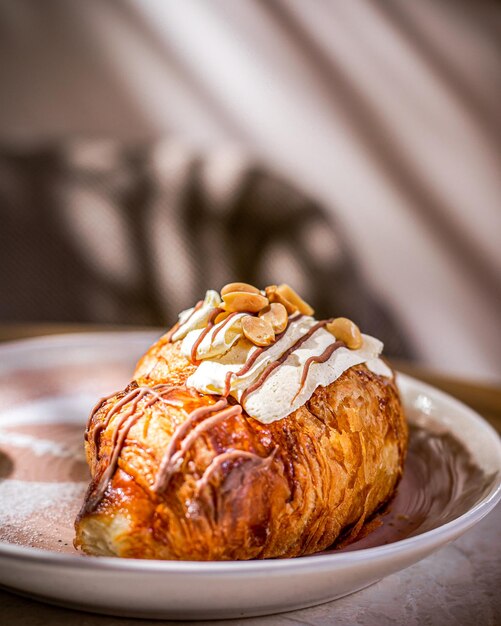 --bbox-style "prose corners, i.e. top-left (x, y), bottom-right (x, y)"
top-left (0, 140), bottom-right (412, 359)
